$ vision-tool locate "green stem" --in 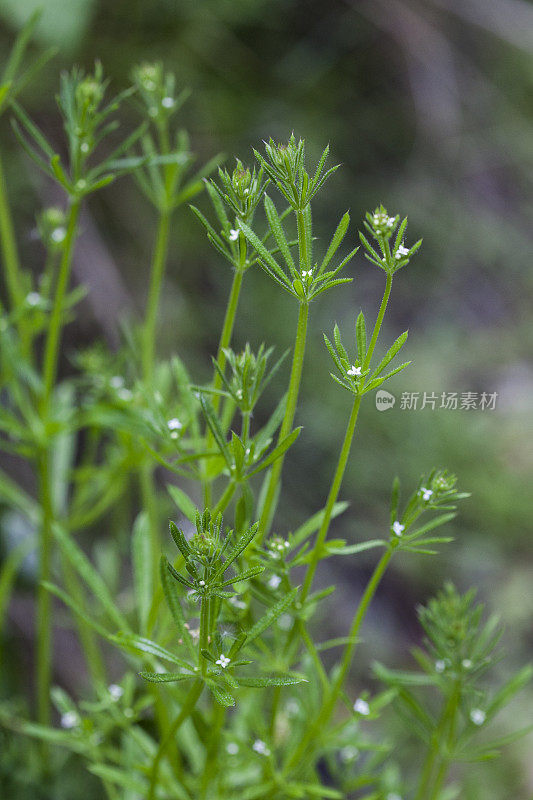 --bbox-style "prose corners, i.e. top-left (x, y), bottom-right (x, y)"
top-left (363, 272), bottom-right (393, 369)
top-left (41, 198), bottom-right (81, 410)
top-left (142, 208), bottom-right (171, 383)
top-left (147, 680), bottom-right (203, 800)
top-left (256, 301), bottom-right (309, 544)
top-left (212, 267), bottom-right (244, 410)
top-left (203, 265), bottom-right (245, 508)
top-left (285, 547), bottom-right (393, 773)
top-left (300, 395), bottom-right (361, 602)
